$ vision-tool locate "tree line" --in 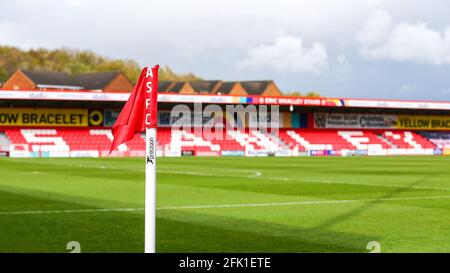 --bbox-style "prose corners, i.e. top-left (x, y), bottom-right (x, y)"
top-left (0, 45), bottom-right (202, 83)
top-left (288, 91), bottom-right (321, 98)
top-left (0, 45), bottom-right (320, 97)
